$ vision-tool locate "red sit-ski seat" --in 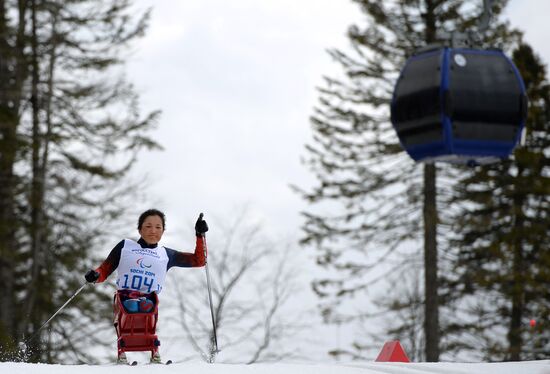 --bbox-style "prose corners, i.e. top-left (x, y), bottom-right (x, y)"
top-left (113, 291), bottom-right (160, 359)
